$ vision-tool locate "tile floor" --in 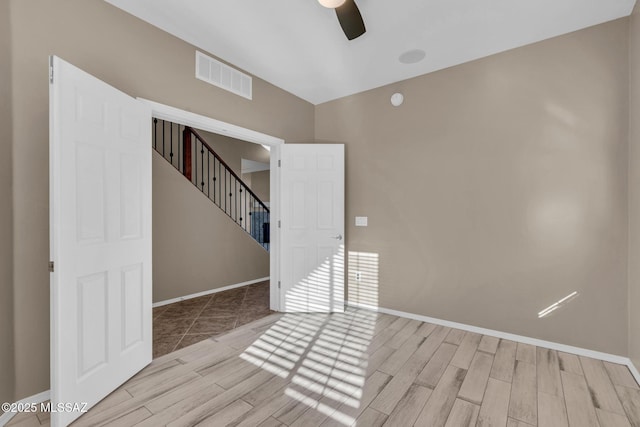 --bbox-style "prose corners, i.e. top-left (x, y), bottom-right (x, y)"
top-left (152, 280), bottom-right (272, 358)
